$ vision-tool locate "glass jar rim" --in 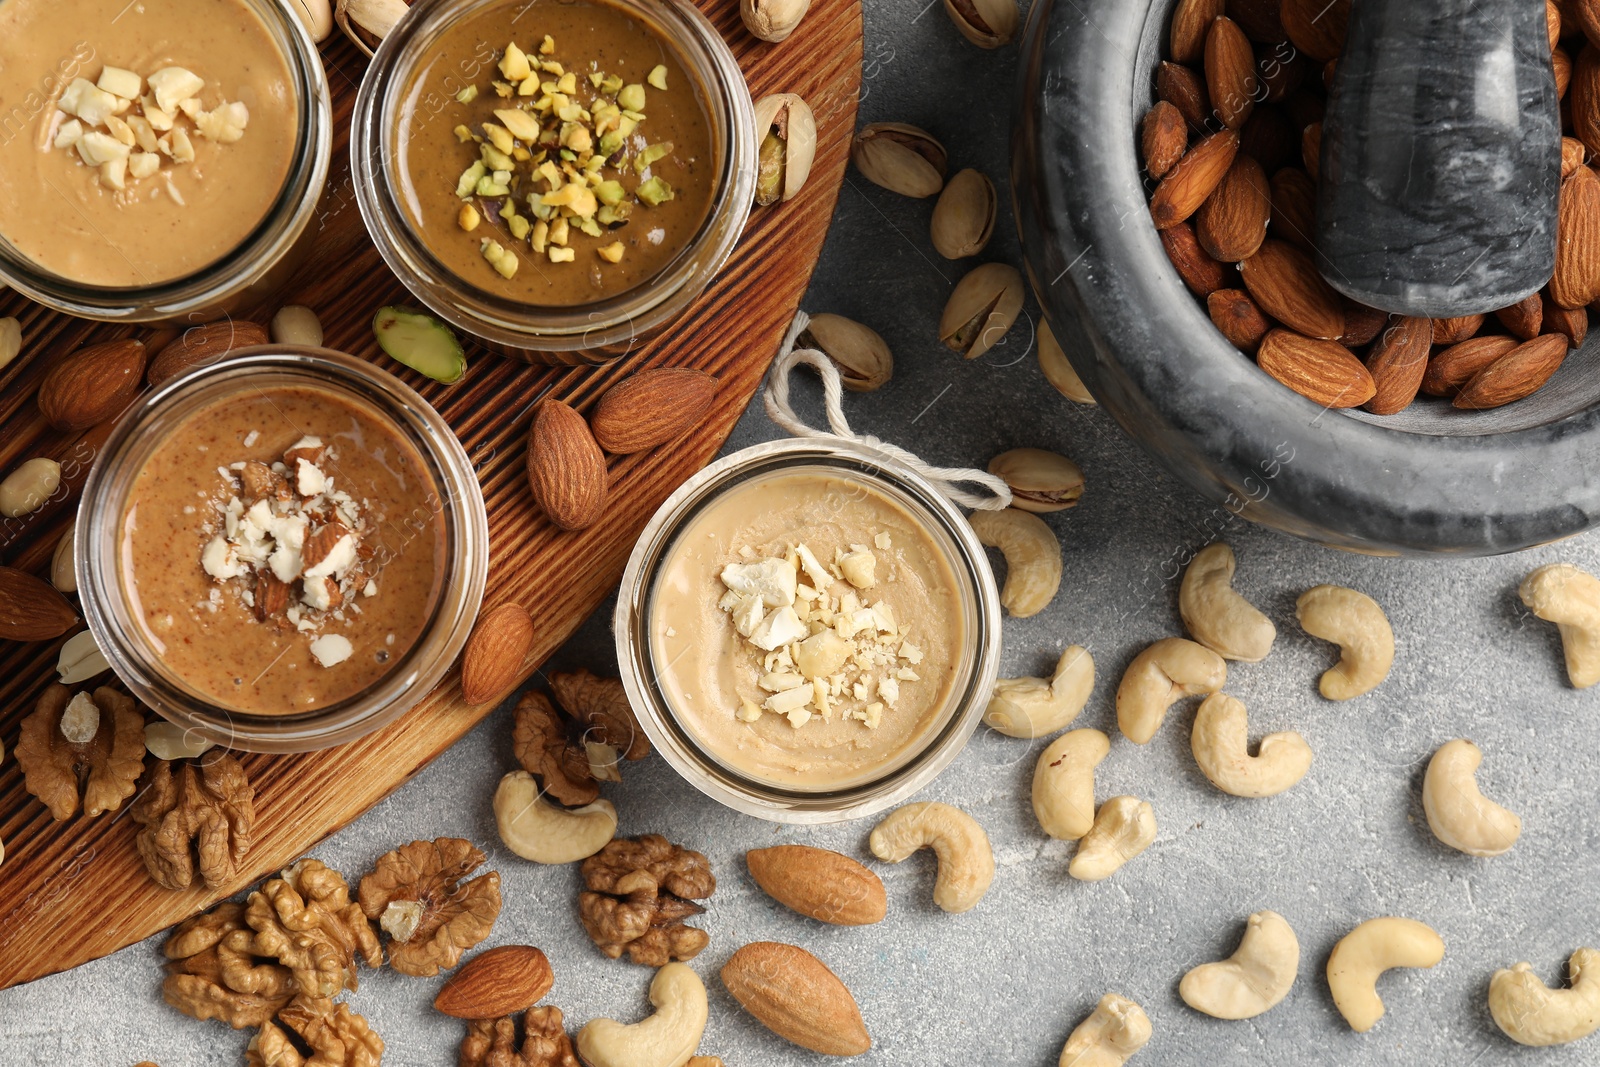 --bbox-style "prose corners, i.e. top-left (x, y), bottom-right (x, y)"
top-left (350, 0), bottom-right (757, 356)
top-left (614, 436), bottom-right (1004, 824)
top-left (76, 348), bottom-right (489, 752)
top-left (0, 0), bottom-right (332, 321)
